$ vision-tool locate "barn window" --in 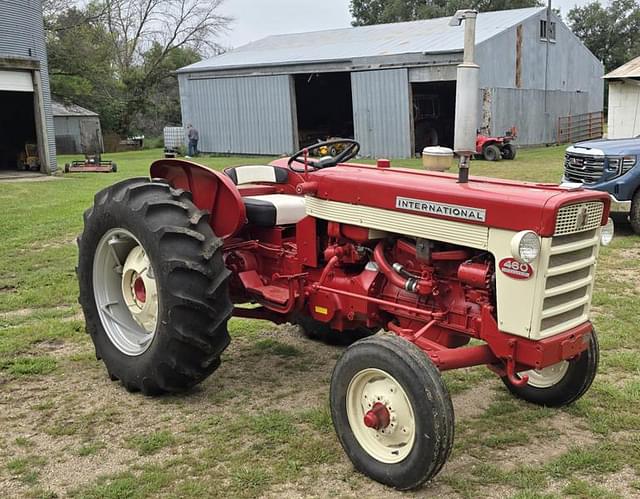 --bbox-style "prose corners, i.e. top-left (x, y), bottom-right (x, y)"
top-left (539, 20), bottom-right (547, 39)
top-left (539, 19), bottom-right (556, 42)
